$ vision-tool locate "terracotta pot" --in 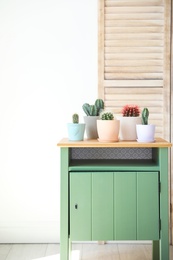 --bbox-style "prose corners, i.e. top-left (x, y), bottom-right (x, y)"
top-left (97, 119), bottom-right (120, 142)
